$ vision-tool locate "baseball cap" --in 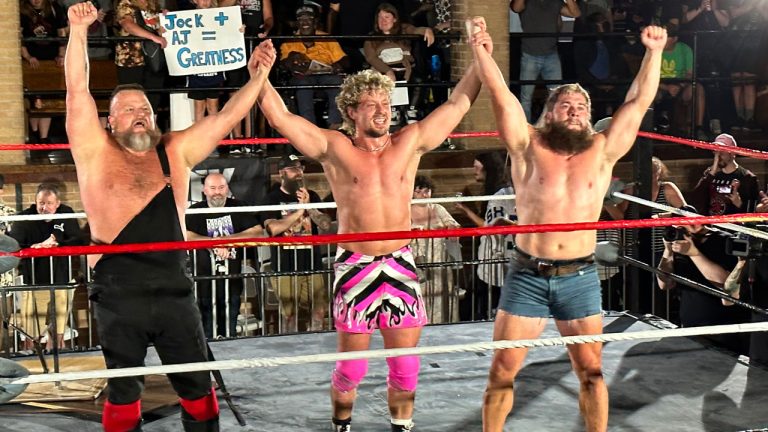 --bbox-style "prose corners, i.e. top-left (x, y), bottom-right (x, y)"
top-left (713, 133), bottom-right (737, 147)
top-left (296, 5), bottom-right (315, 18)
top-left (278, 154), bottom-right (304, 170)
